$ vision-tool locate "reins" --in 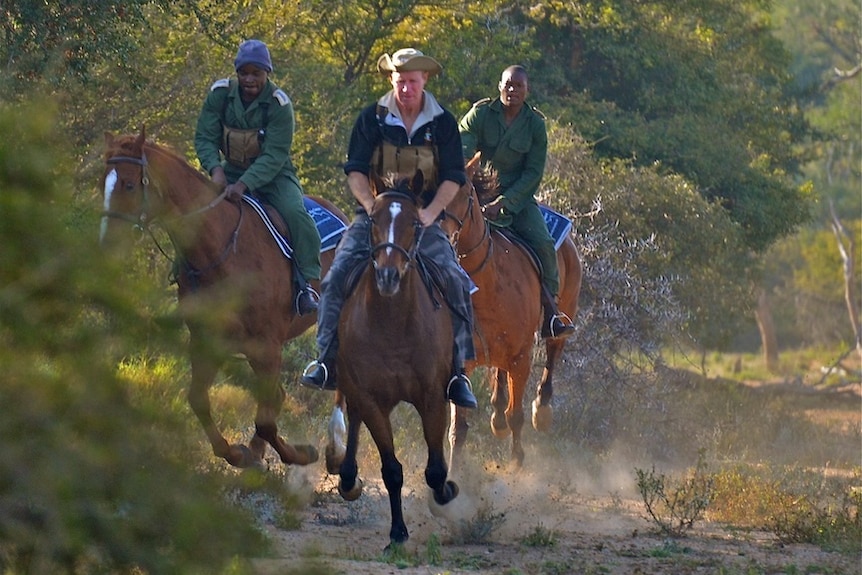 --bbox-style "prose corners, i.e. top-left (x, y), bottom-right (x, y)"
top-left (445, 185), bottom-right (493, 274)
top-left (103, 148), bottom-right (241, 280)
